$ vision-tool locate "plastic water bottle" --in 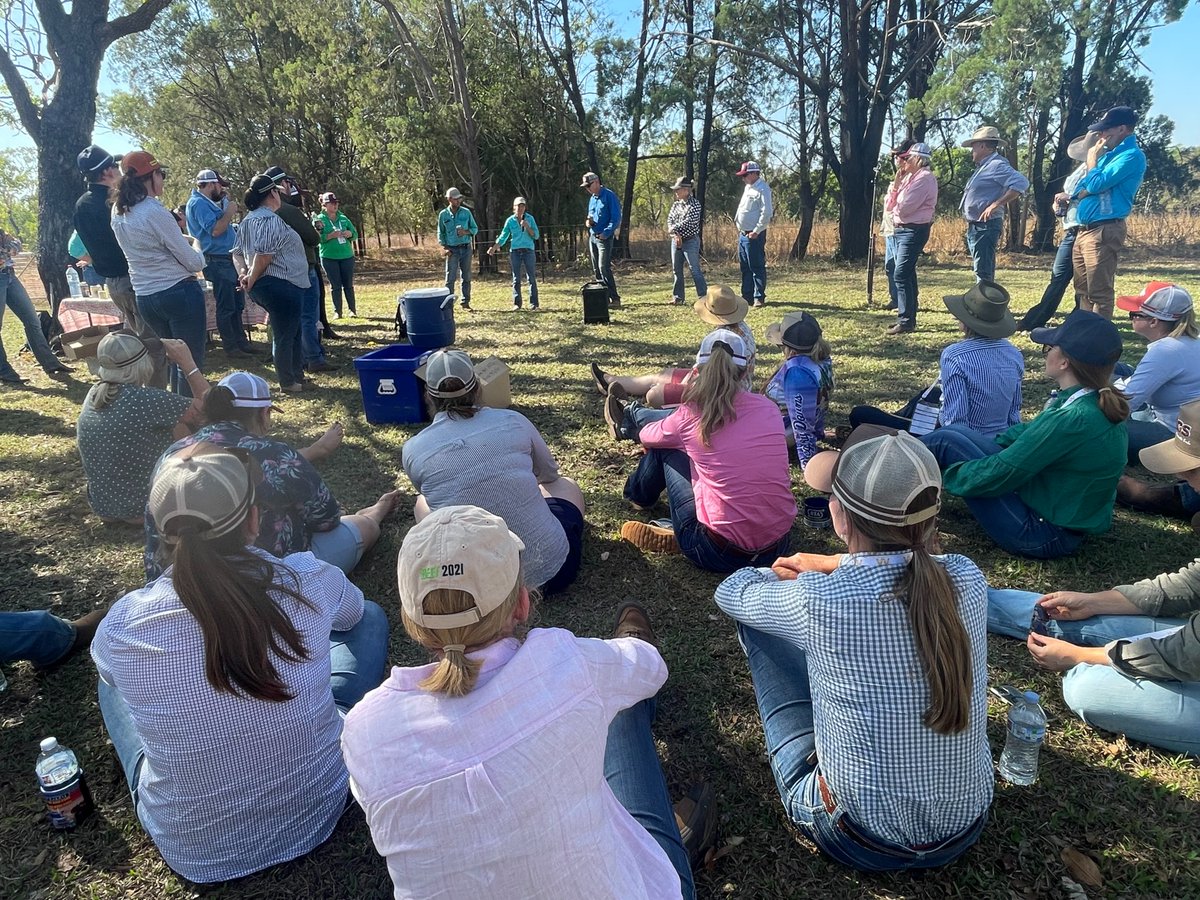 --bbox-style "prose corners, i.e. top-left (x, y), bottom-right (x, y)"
top-left (35, 737), bottom-right (94, 829)
top-left (65, 267), bottom-right (82, 298)
top-left (998, 691), bottom-right (1047, 785)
